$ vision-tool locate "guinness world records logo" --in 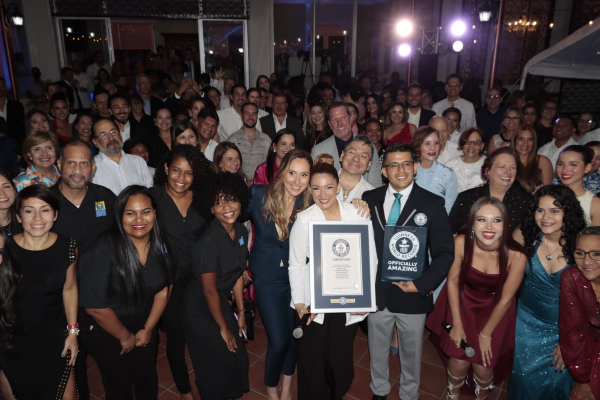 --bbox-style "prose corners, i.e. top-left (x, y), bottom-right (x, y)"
top-left (332, 239), bottom-right (350, 257)
top-left (389, 231), bottom-right (419, 260)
